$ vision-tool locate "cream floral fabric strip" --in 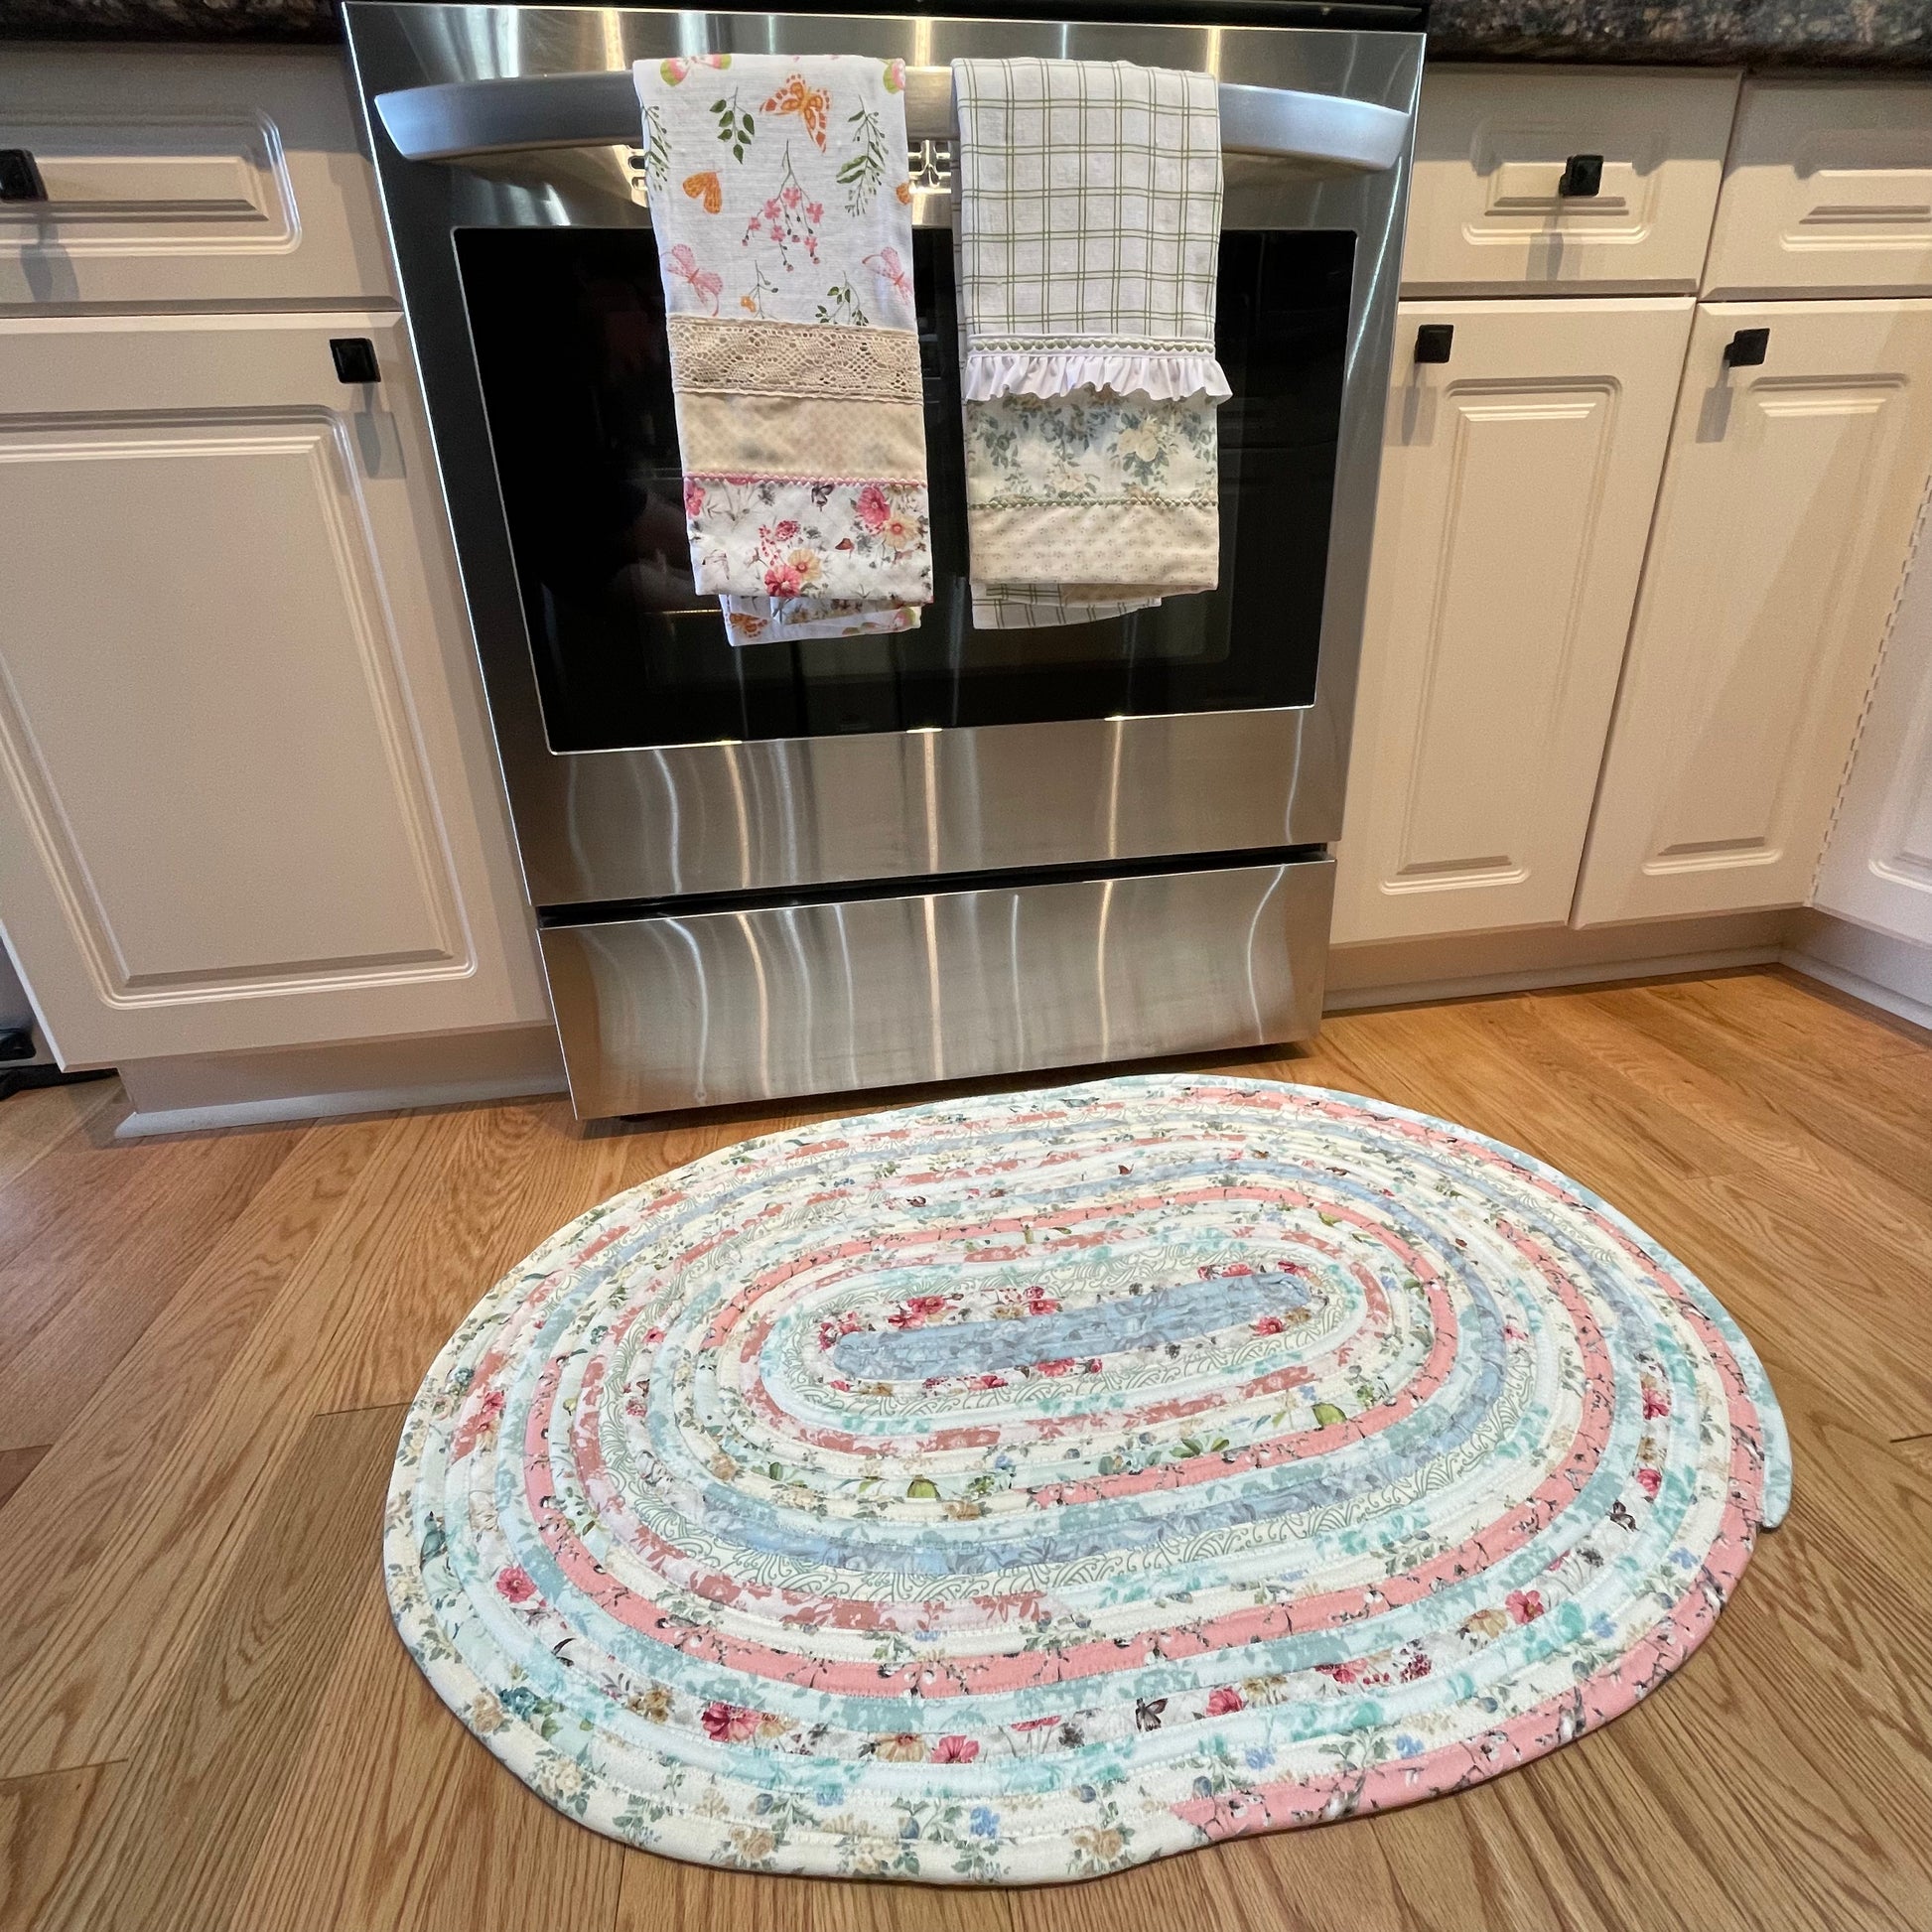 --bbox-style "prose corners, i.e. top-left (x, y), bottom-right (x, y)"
top-left (951, 59), bottom-right (1228, 403)
top-left (633, 54), bottom-right (930, 642)
top-left (964, 390), bottom-right (1219, 587)
top-left (961, 388), bottom-right (1221, 629)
